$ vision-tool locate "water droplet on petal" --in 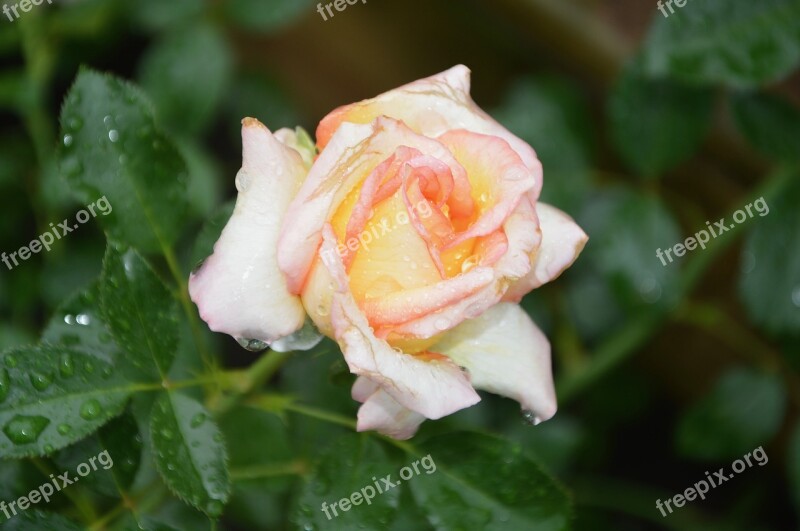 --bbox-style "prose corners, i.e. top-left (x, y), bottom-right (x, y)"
top-left (271, 318), bottom-right (324, 352)
top-left (434, 317), bottom-right (451, 331)
top-left (235, 337), bottom-right (268, 352)
top-left (521, 409), bottom-right (542, 426)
